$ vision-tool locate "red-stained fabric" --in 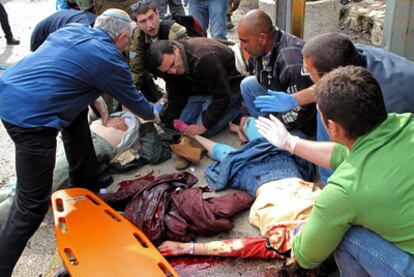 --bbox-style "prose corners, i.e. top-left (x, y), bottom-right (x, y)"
top-left (170, 188), bottom-right (254, 236)
top-left (101, 172), bottom-right (253, 246)
top-left (164, 207), bottom-right (196, 242)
